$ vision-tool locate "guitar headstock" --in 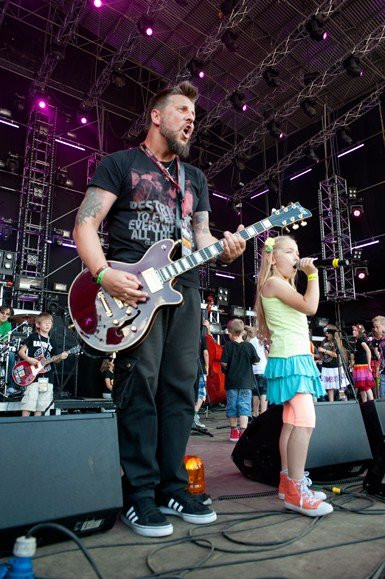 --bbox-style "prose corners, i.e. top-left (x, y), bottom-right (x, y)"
top-left (269, 202), bottom-right (312, 230)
